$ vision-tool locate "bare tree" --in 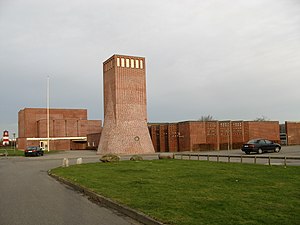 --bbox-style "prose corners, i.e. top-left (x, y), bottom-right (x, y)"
top-left (254, 115), bottom-right (270, 121)
top-left (199, 115), bottom-right (214, 121)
